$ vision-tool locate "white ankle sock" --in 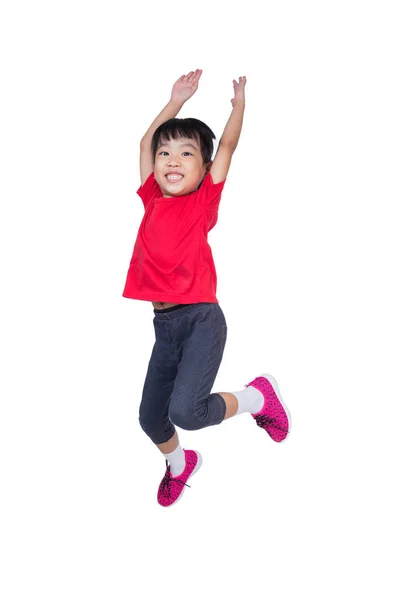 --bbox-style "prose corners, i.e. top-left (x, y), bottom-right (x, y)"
top-left (232, 386), bottom-right (264, 415)
top-left (163, 444), bottom-right (186, 477)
